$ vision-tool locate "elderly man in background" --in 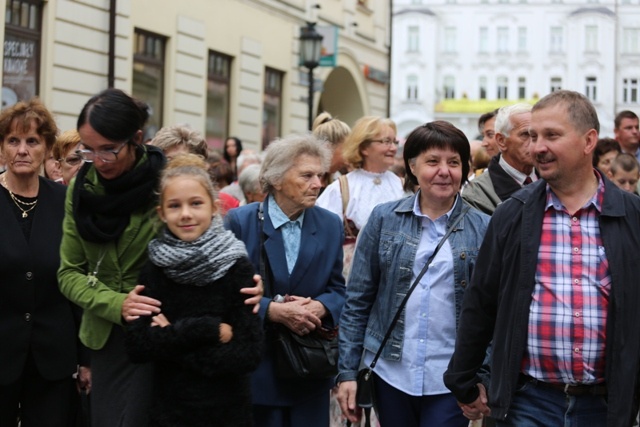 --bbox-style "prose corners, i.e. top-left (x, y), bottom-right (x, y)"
top-left (463, 104), bottom-right (536, 215)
